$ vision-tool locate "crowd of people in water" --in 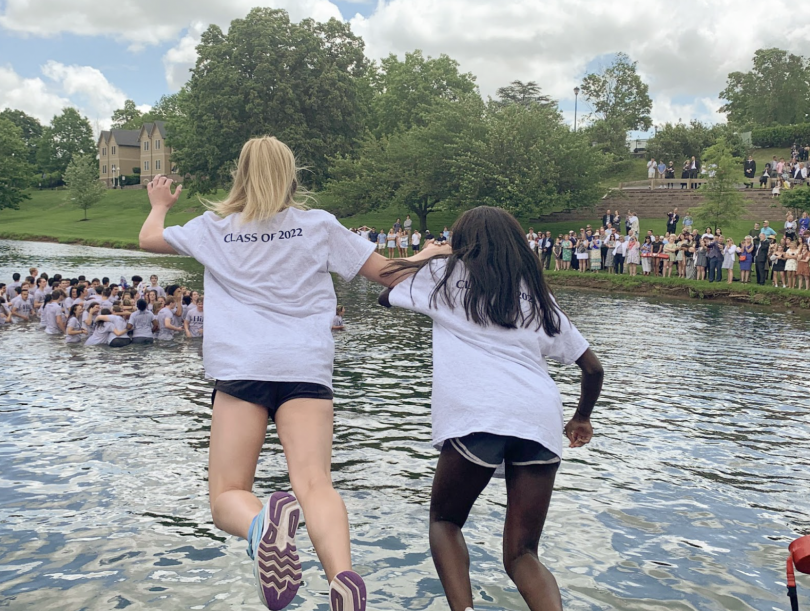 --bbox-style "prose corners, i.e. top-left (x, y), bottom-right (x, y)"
top-left (525, 208), bottom-right (810, 288)
top-left (0, 271), bottom-right (204, 346)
